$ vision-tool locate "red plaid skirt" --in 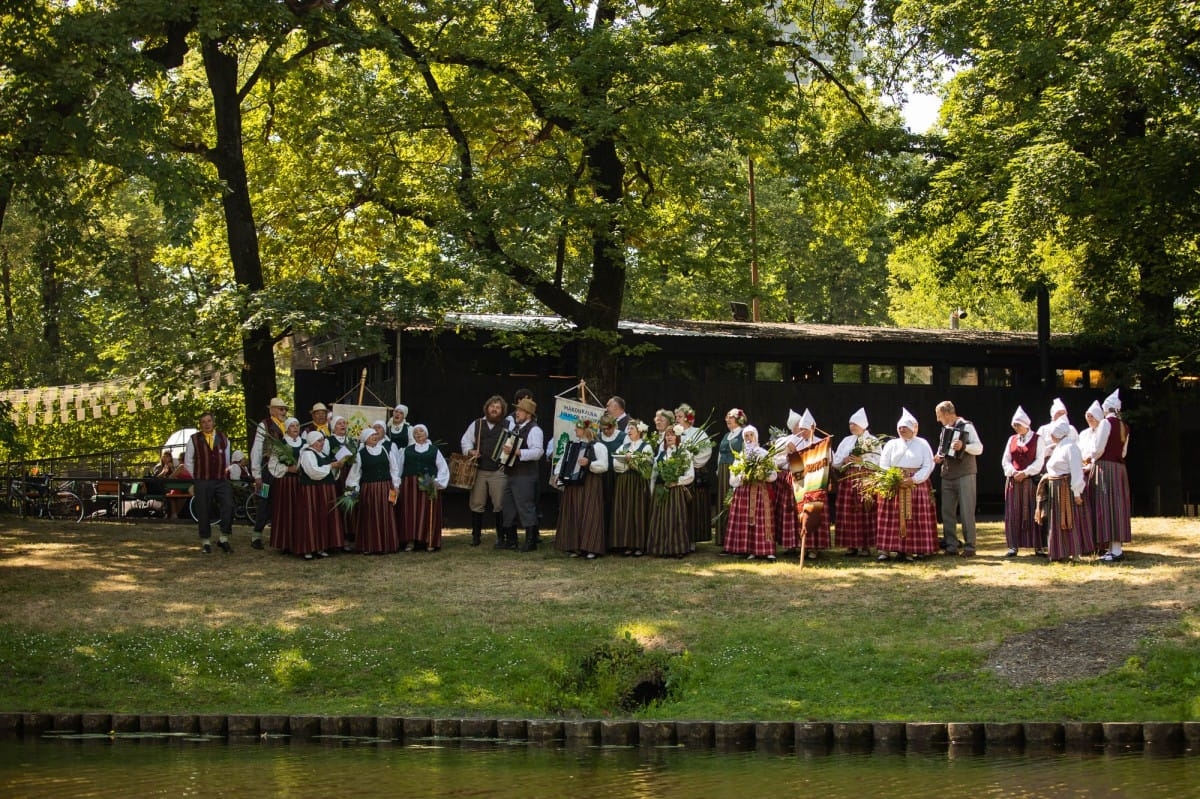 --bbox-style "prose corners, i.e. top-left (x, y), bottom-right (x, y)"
top-left (874, 481), bottom-right (937, 554)
top-left (834, 469), bottom-right (876, 548)
top-left (723, 482), bottom-right (775, 556)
